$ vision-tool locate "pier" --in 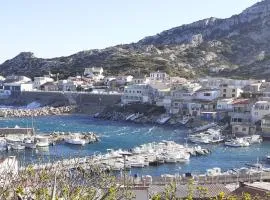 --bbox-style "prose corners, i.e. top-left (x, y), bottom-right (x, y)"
top-left (18, 155), bottom-right (270, 186)
top-left (0, 127), bottom-right (34, 136)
